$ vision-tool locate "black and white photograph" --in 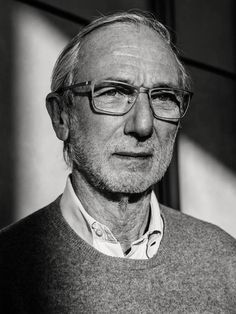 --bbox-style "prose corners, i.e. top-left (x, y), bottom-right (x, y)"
top-left (0, 0), bottom-right (235, 312)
